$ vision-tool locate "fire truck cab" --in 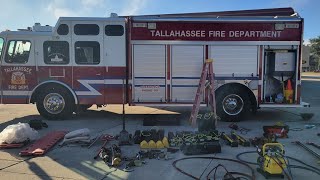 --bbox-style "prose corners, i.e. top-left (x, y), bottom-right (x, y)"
top-left (0, 8), bottom-right (309, 121)
top-left (0, 16), bottom-right (127, 119)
